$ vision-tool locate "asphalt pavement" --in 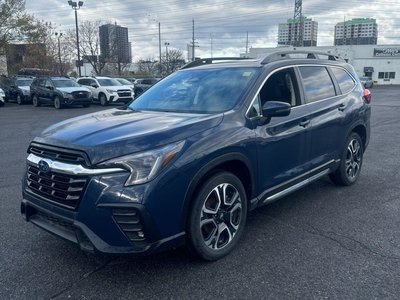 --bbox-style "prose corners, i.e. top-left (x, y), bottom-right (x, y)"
top-left (1, 87), bottom-right (399, 299)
